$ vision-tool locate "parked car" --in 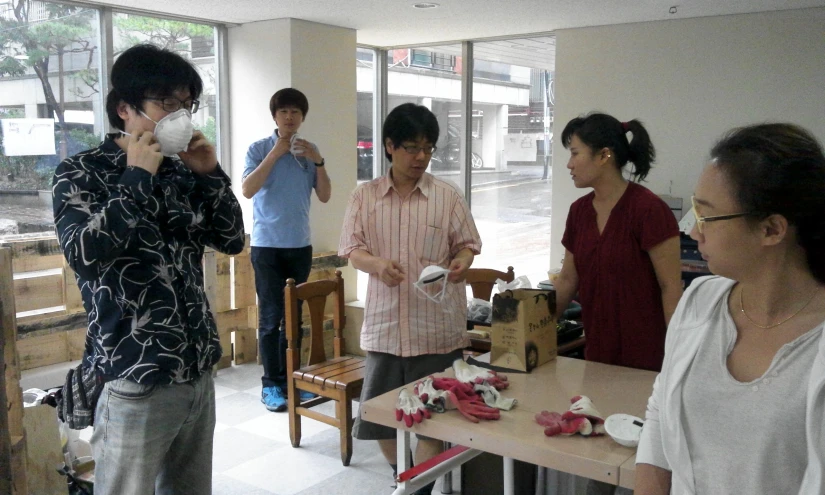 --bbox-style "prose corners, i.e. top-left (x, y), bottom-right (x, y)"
top-left (356, 125), bottom-right (374, 180)
top-left (356, 123), bottom-right (481, 180)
